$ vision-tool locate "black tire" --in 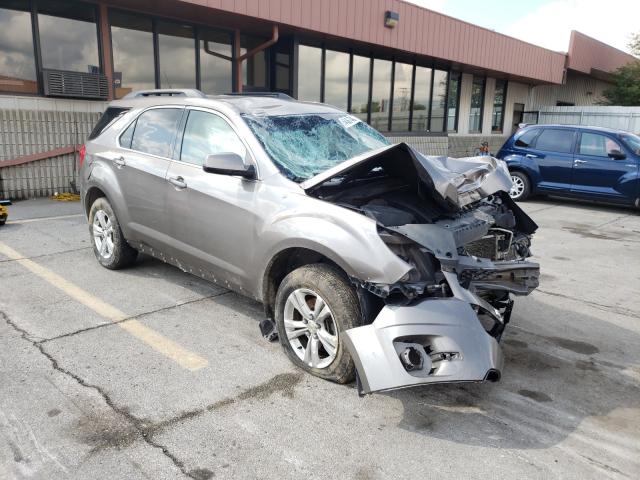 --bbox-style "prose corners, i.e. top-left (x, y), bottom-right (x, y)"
top-left (275, 263), bottom-right (361, 384)
top-left (88, 197), bottom-right (137, 269)
top-left (509, 170), bottom-right (531, 201)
